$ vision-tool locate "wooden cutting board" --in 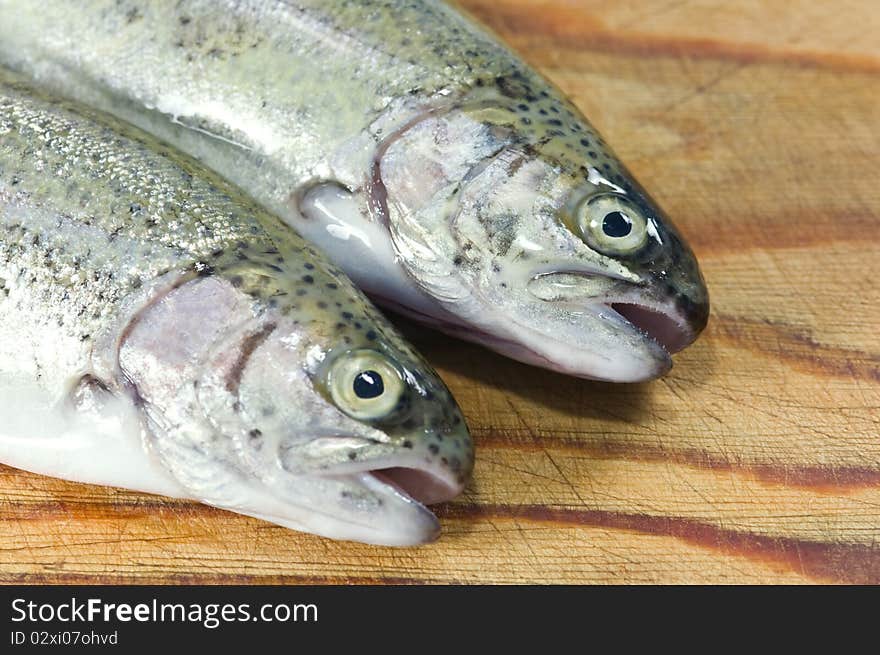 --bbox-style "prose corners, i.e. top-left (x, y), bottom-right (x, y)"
top-left (1, 0), bottom-right (877, 584)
